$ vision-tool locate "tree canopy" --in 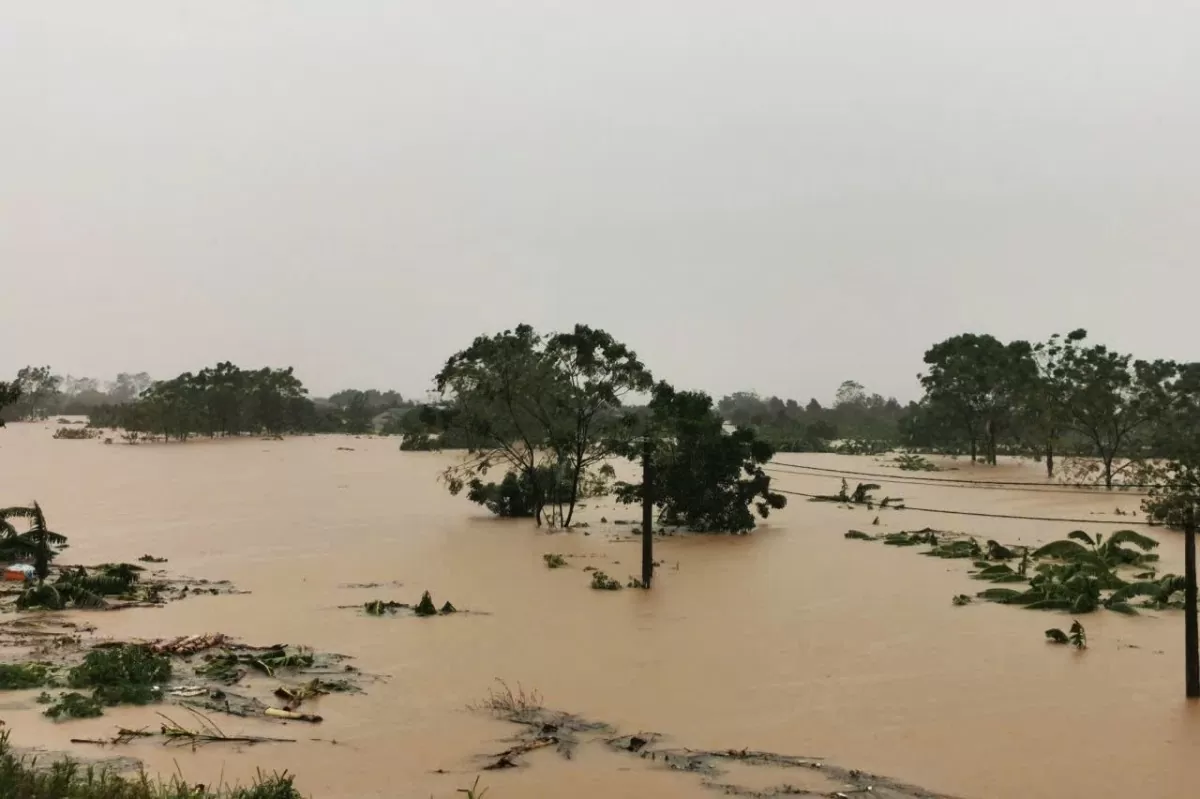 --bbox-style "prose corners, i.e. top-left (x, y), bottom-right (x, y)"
top-left (435, 324), bottom-right (652, 527)
top-left (614, 382), bottom-right (786, 533)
